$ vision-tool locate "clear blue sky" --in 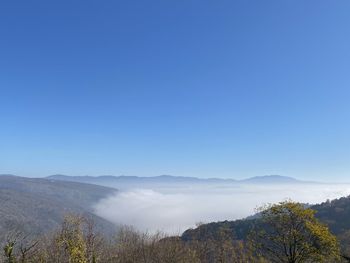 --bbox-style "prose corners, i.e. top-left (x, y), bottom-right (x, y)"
top-left (1, 1), bottom-right (349, 180)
